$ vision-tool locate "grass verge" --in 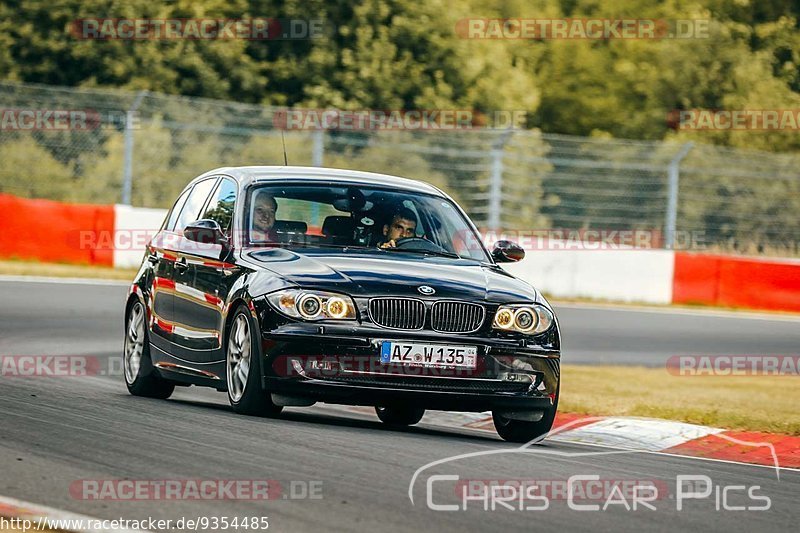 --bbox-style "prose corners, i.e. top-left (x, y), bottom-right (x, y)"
top-left (560, 364), bottom-right (800, 435)
top-left (0, 260), bottom-right (137, 281)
